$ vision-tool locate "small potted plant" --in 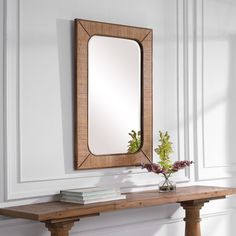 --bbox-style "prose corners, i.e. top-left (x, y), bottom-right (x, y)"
top-left (142, 131), bottom-right (193, 192)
